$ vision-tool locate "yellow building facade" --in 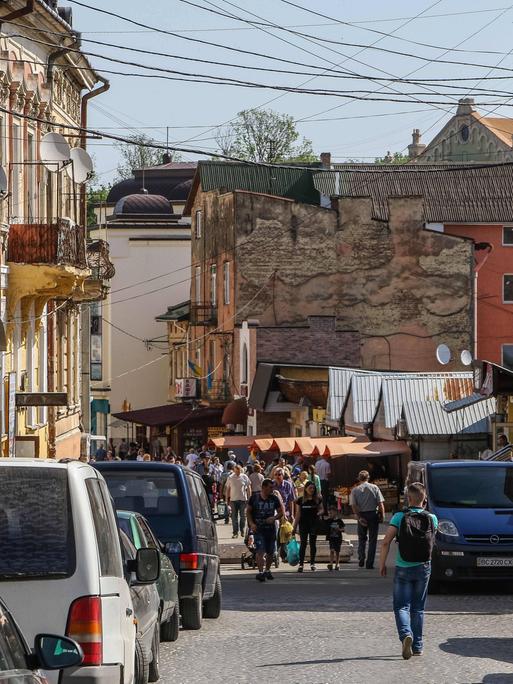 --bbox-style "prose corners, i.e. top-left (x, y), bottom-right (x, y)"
top-left (0, 0), bottom-right (104, 457)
